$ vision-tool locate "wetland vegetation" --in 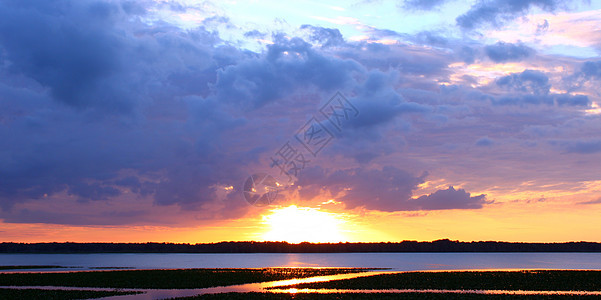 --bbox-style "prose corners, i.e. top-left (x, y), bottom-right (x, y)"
top-left (172, 292), bottom-right (601, 299)
top-left (271, 270), bottom-right (601, 291)
top-left (0, 288), bottom-right (140, 299)
top-left (2, 268), bottom-right (601, 299)
top-left (0, 267), bottom-right (366, 289)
